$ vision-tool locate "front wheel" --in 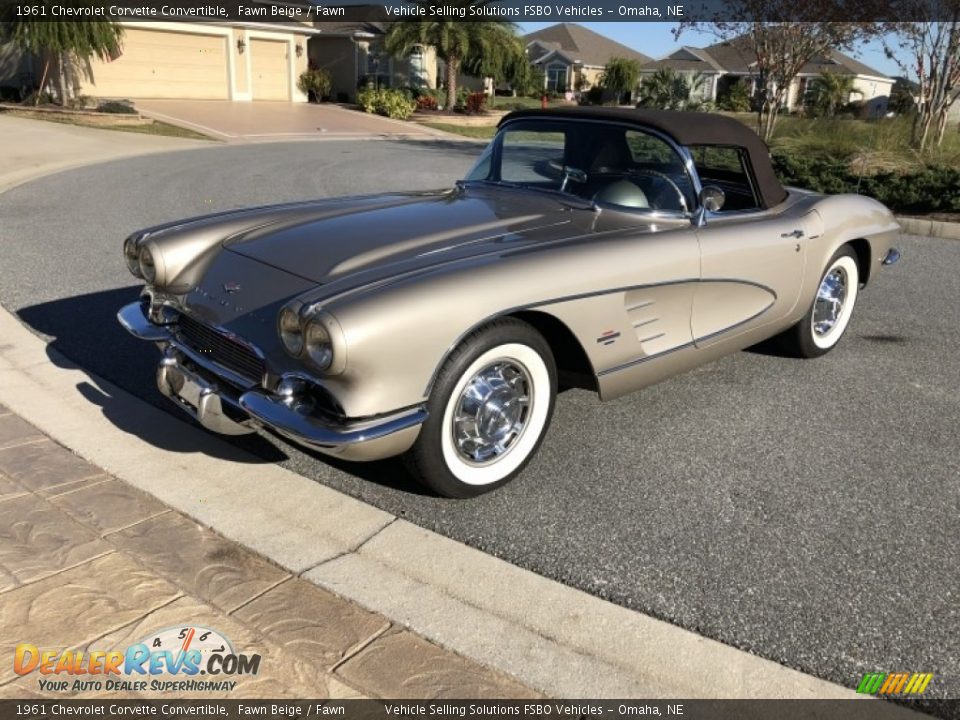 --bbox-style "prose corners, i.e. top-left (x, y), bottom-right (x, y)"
top-left (404, 319), bottom-right (556, 498)
top-left (777, 246), bottom-right (860, 358)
